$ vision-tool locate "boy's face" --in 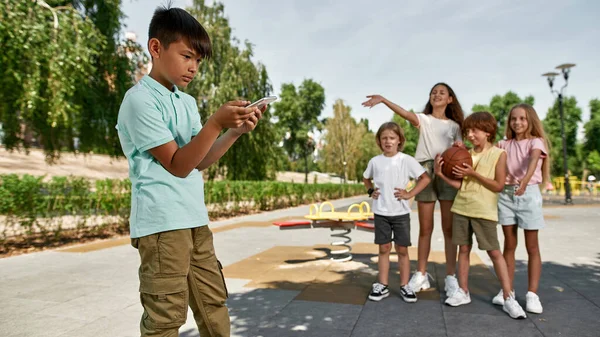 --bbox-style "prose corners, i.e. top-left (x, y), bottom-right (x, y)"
top-left (465, 128), bottom-right (489, 147)
top-left (378, 129), bottom-right (400, 155)
top-left (149, 37), bottom-right (201, 88)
